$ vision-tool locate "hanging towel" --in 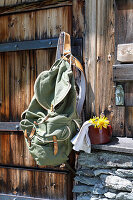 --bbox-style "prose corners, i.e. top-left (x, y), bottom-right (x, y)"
top-left (71, 121), bottom-right (92, 153)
